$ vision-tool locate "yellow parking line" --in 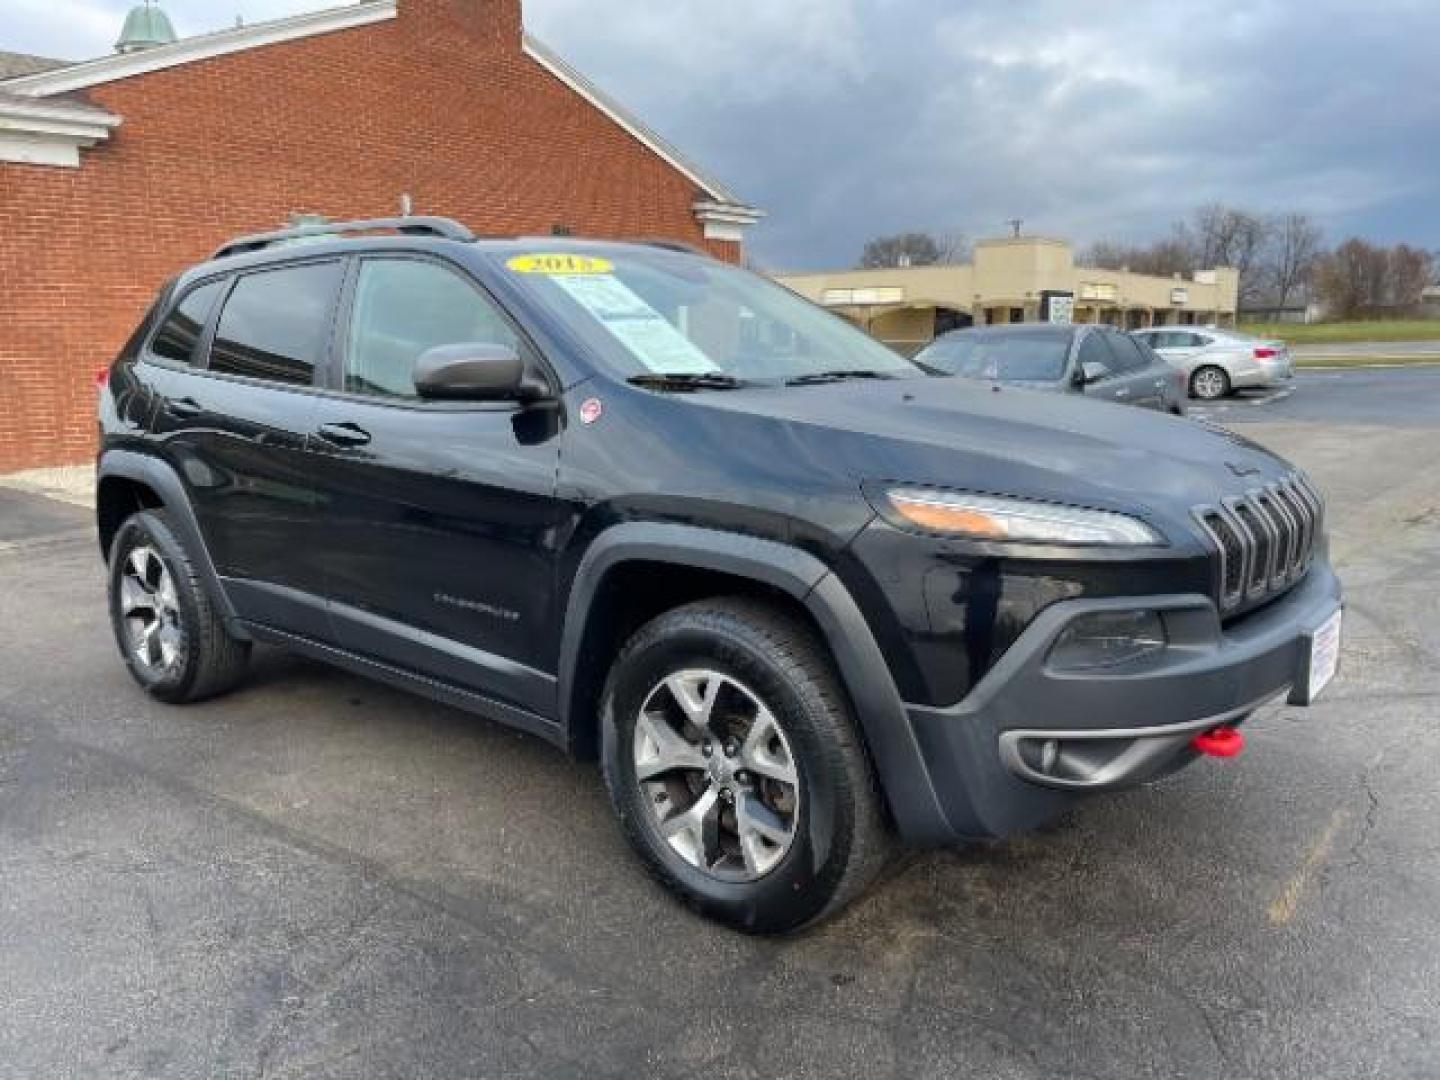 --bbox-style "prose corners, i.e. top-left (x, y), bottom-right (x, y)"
top-left (1267, 807), bottom-right (1349, 926)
